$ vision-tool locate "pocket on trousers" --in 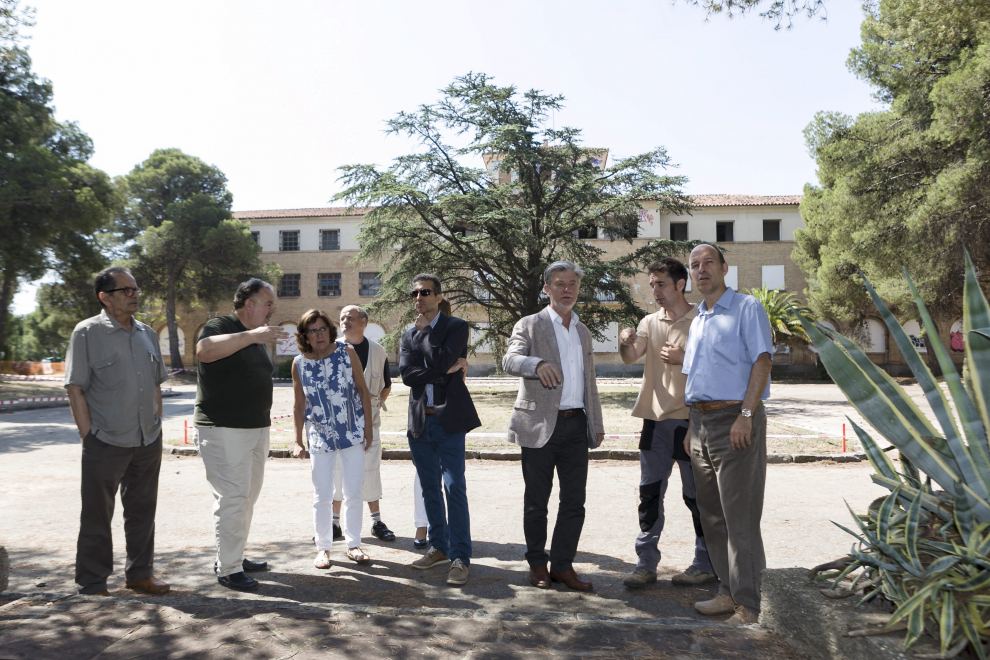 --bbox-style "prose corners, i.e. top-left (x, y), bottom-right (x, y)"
top-left (639, 419), bottom-right (656, 451)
